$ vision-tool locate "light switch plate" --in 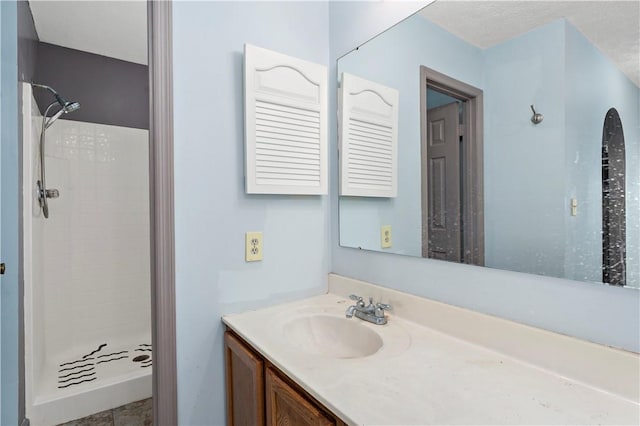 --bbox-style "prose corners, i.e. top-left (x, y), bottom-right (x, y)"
top-left (246, 232), bottom-right (263, 262)
top-left (381, 225), bottom-right (392, 249)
